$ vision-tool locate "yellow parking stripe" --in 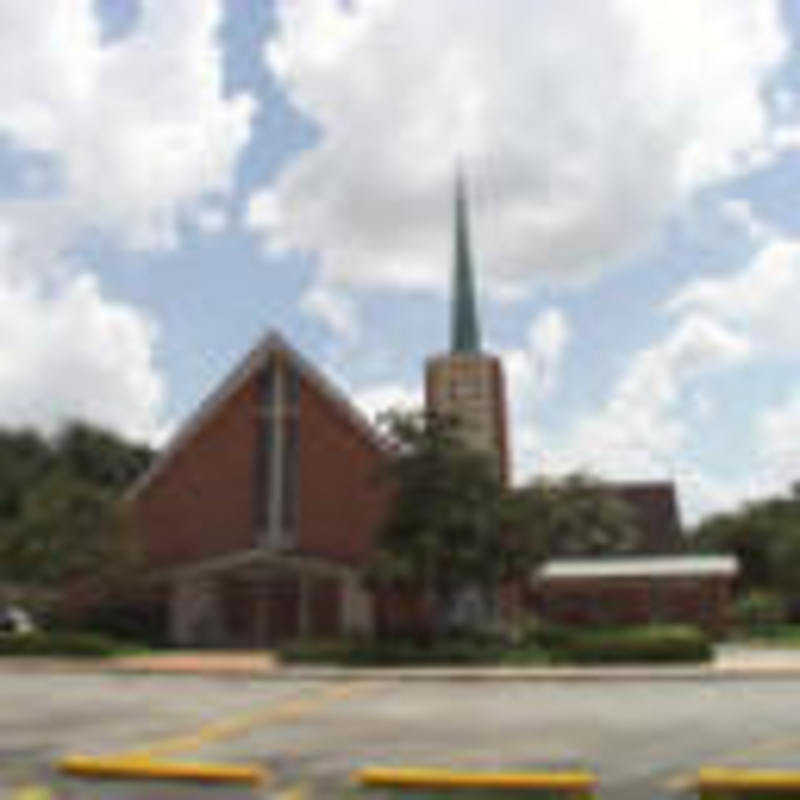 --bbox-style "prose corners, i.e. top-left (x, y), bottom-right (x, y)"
top-left (12, 787), bottom-right (52, 800)
top-left (58, 681), bottom-right (372, 786)
top-left (124, 682), bottom-right (368, 760)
